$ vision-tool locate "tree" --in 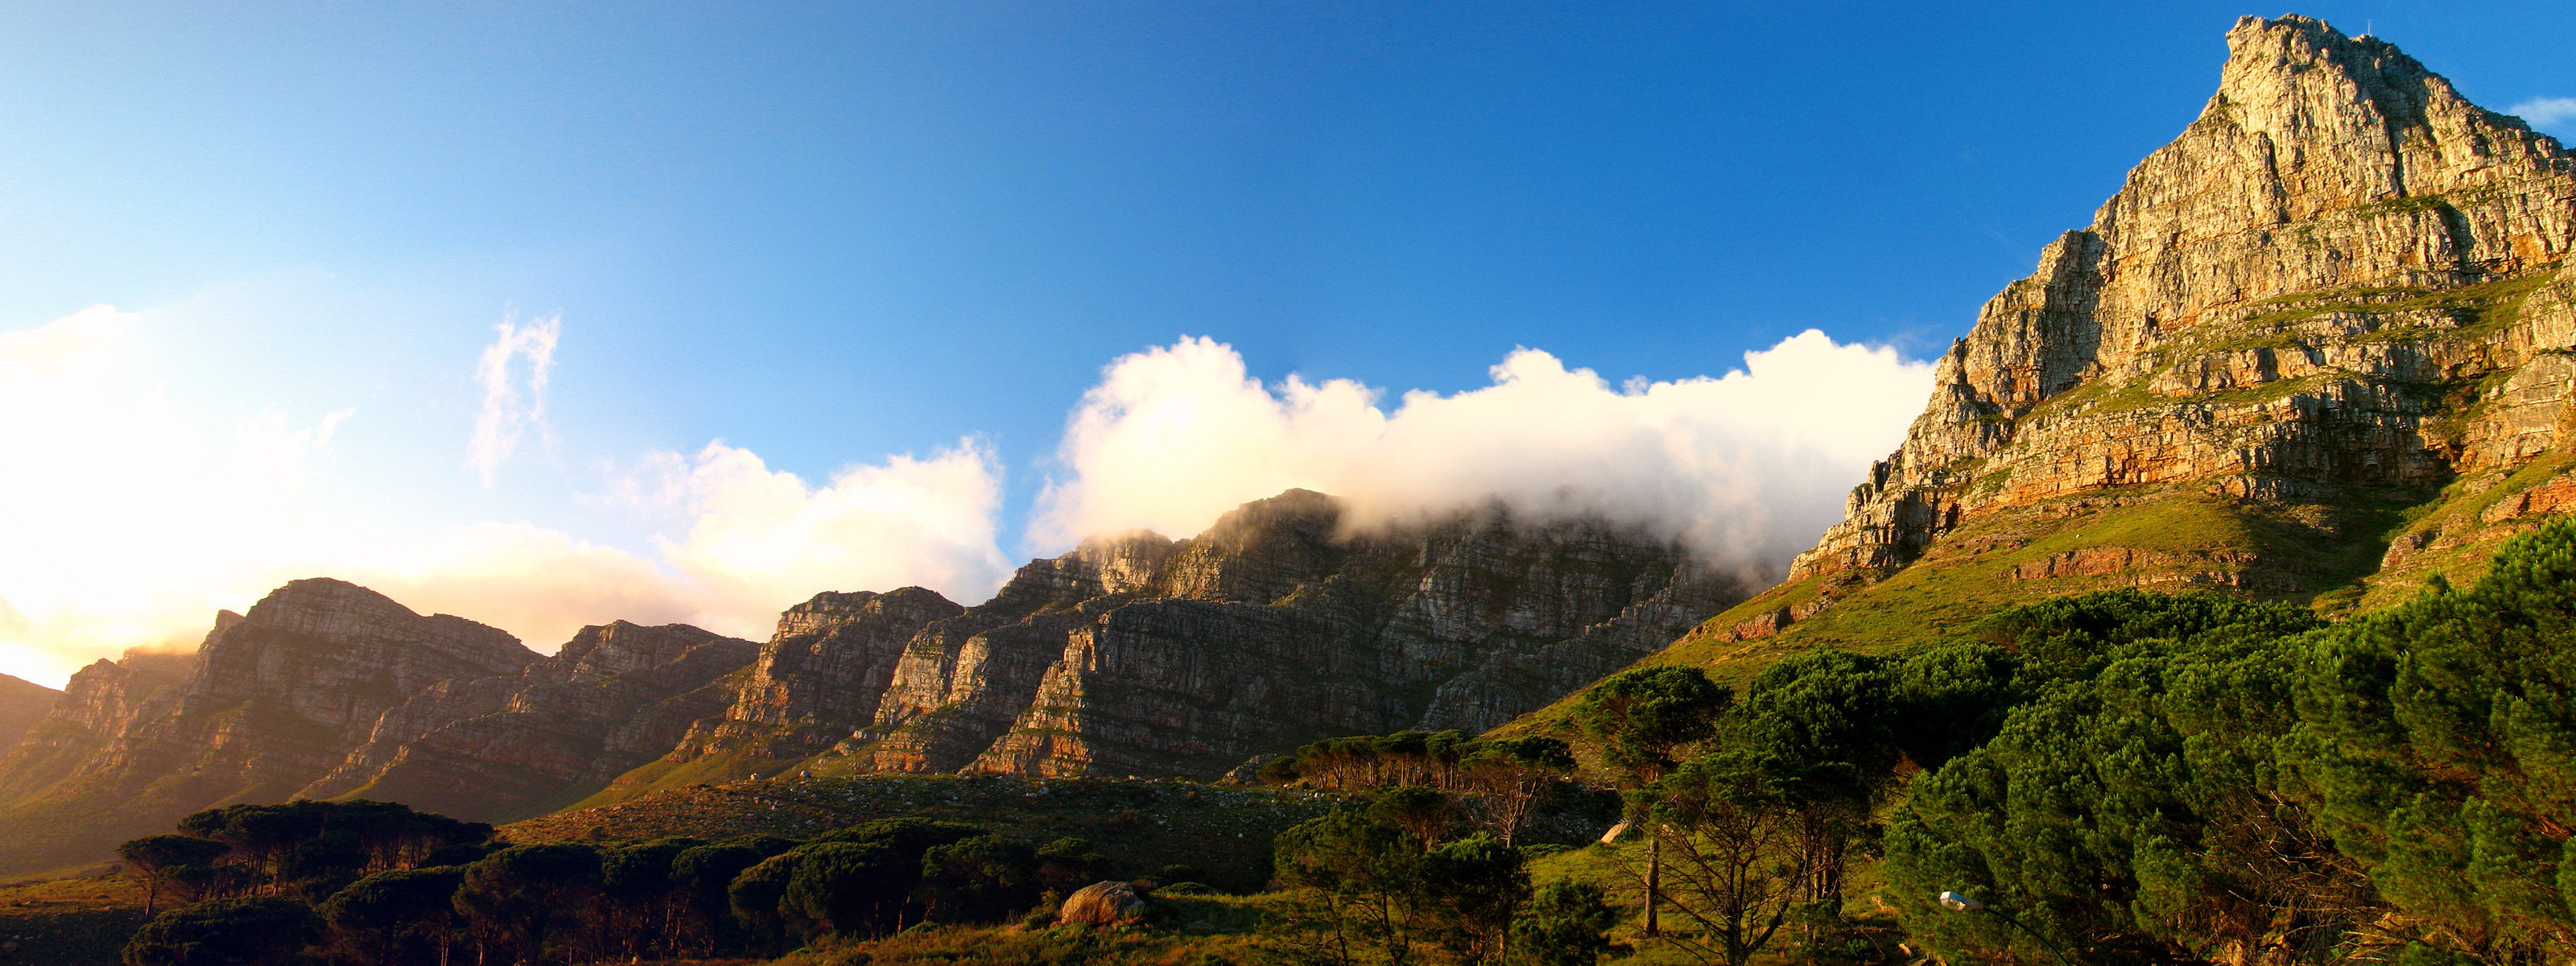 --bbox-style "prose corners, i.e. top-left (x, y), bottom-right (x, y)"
top-left (279, 829), bottom-right (369, 901)
top-left (778, 841), bottom-right (905, 938)
top-left (1034, 837), bottom-right (1107, 894)
top-left (120, 836), bottom-right (231, 916)
top-left (454, 844), bottom-right (602, 966)
top-left (670, 840), bottom-right (772, 956)
top-left (1276, 811), bottom-right (1430, 966)
top-left (601, 837), bottom-right (702, 960)
top-left (1418, 833), bottom-right (1527, 964)
top-left (1509, 880), bottom-right (1620, 966)
top-left (1461, 737), bottom-right (1575, 846)
top-left (728, 850), bottom-right (806, 953)
top-left (179, 803), bottom-right (324, 892)
top-left (919, 835), bottom-right (1041, 923)
top-left (2291, 518), bottom-right (2576, 961)
top-left (1368, 786), bottom-right (1459, 850)
top-left (1881, 590), bottom-right (2362, 965)
top-left (319, 866), bottom-right (465, 966)
top-left (122, 895), bottom-right (320, 966)
top-left (1578, 666), bottom-right (1730, 784)
top-left (1623, 752), bottom-right (1822, 966)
